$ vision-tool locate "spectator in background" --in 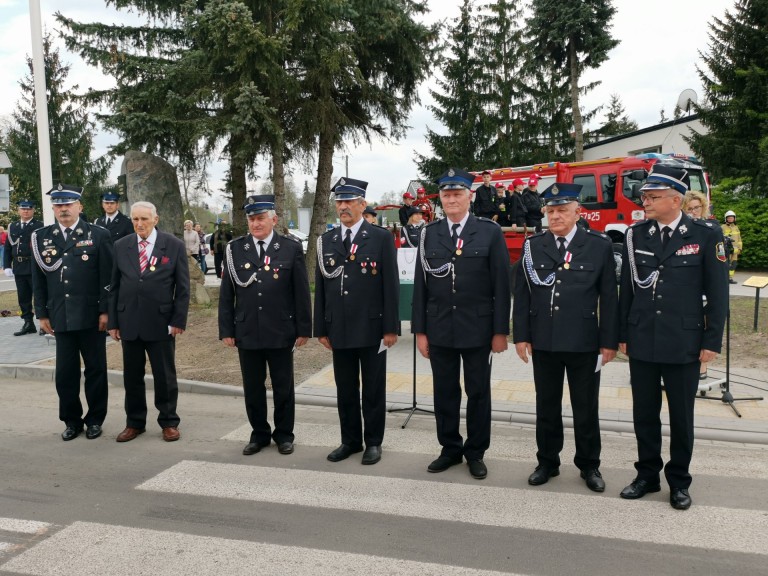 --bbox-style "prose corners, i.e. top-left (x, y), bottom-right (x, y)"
top-left (508, 179), bottom-right (528, 227)
top-left (521, 176), bottom-right (544, 232)
top-left (399, 192), bottom-right (414, 227)
top-left (210, 220), bottom-right (233, 278)
top-left (183, 220), bottom-right (199, 261)
top-left (721, 210), bottom-right (742, 285)
top-left (415, 187), bottom-right (434, 223)
top-left (473, 171), bottom-right (499, 221)
top-left (0, 226), bottom-right (6, 269)
top-left (494, 183), bottom-right (511, 226)
top-left (682, 190), bottom-right (710, 220)
top-left (683, 191), bottom-right (712, 381)
top-left (195, 223), bottom-right (208, 274)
